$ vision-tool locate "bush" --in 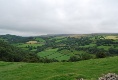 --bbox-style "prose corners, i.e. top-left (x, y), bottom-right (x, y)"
top-left (96, 52), bottom-right (106, 58)
top-left (69, 56), bottom-right (81, 62)
top-left (79, 53), bottom-right (93, 60)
